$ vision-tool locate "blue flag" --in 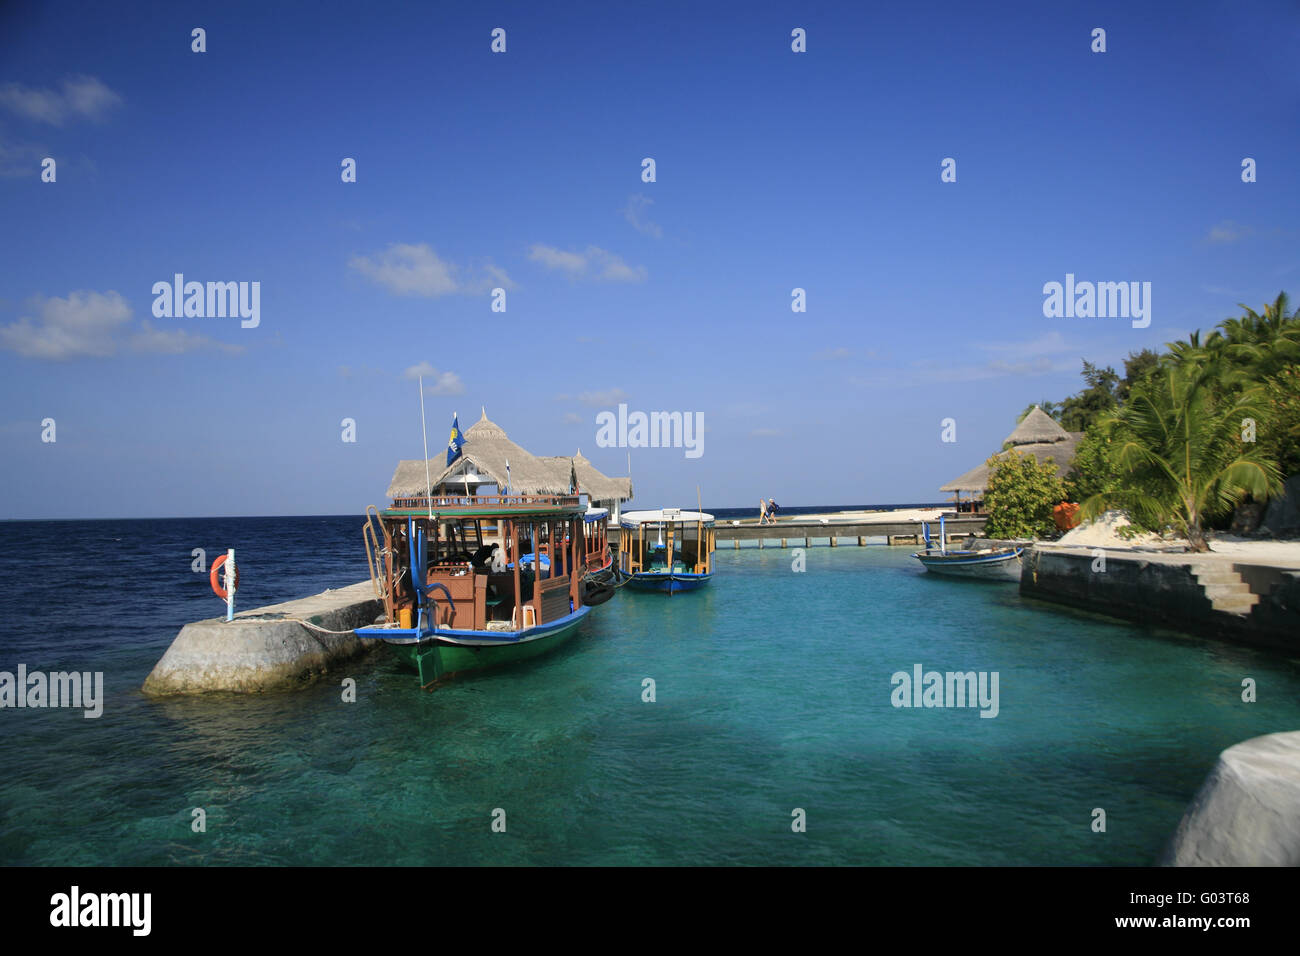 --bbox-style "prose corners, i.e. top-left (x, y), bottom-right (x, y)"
top-left (446, 413), bottom-right (464, 466)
